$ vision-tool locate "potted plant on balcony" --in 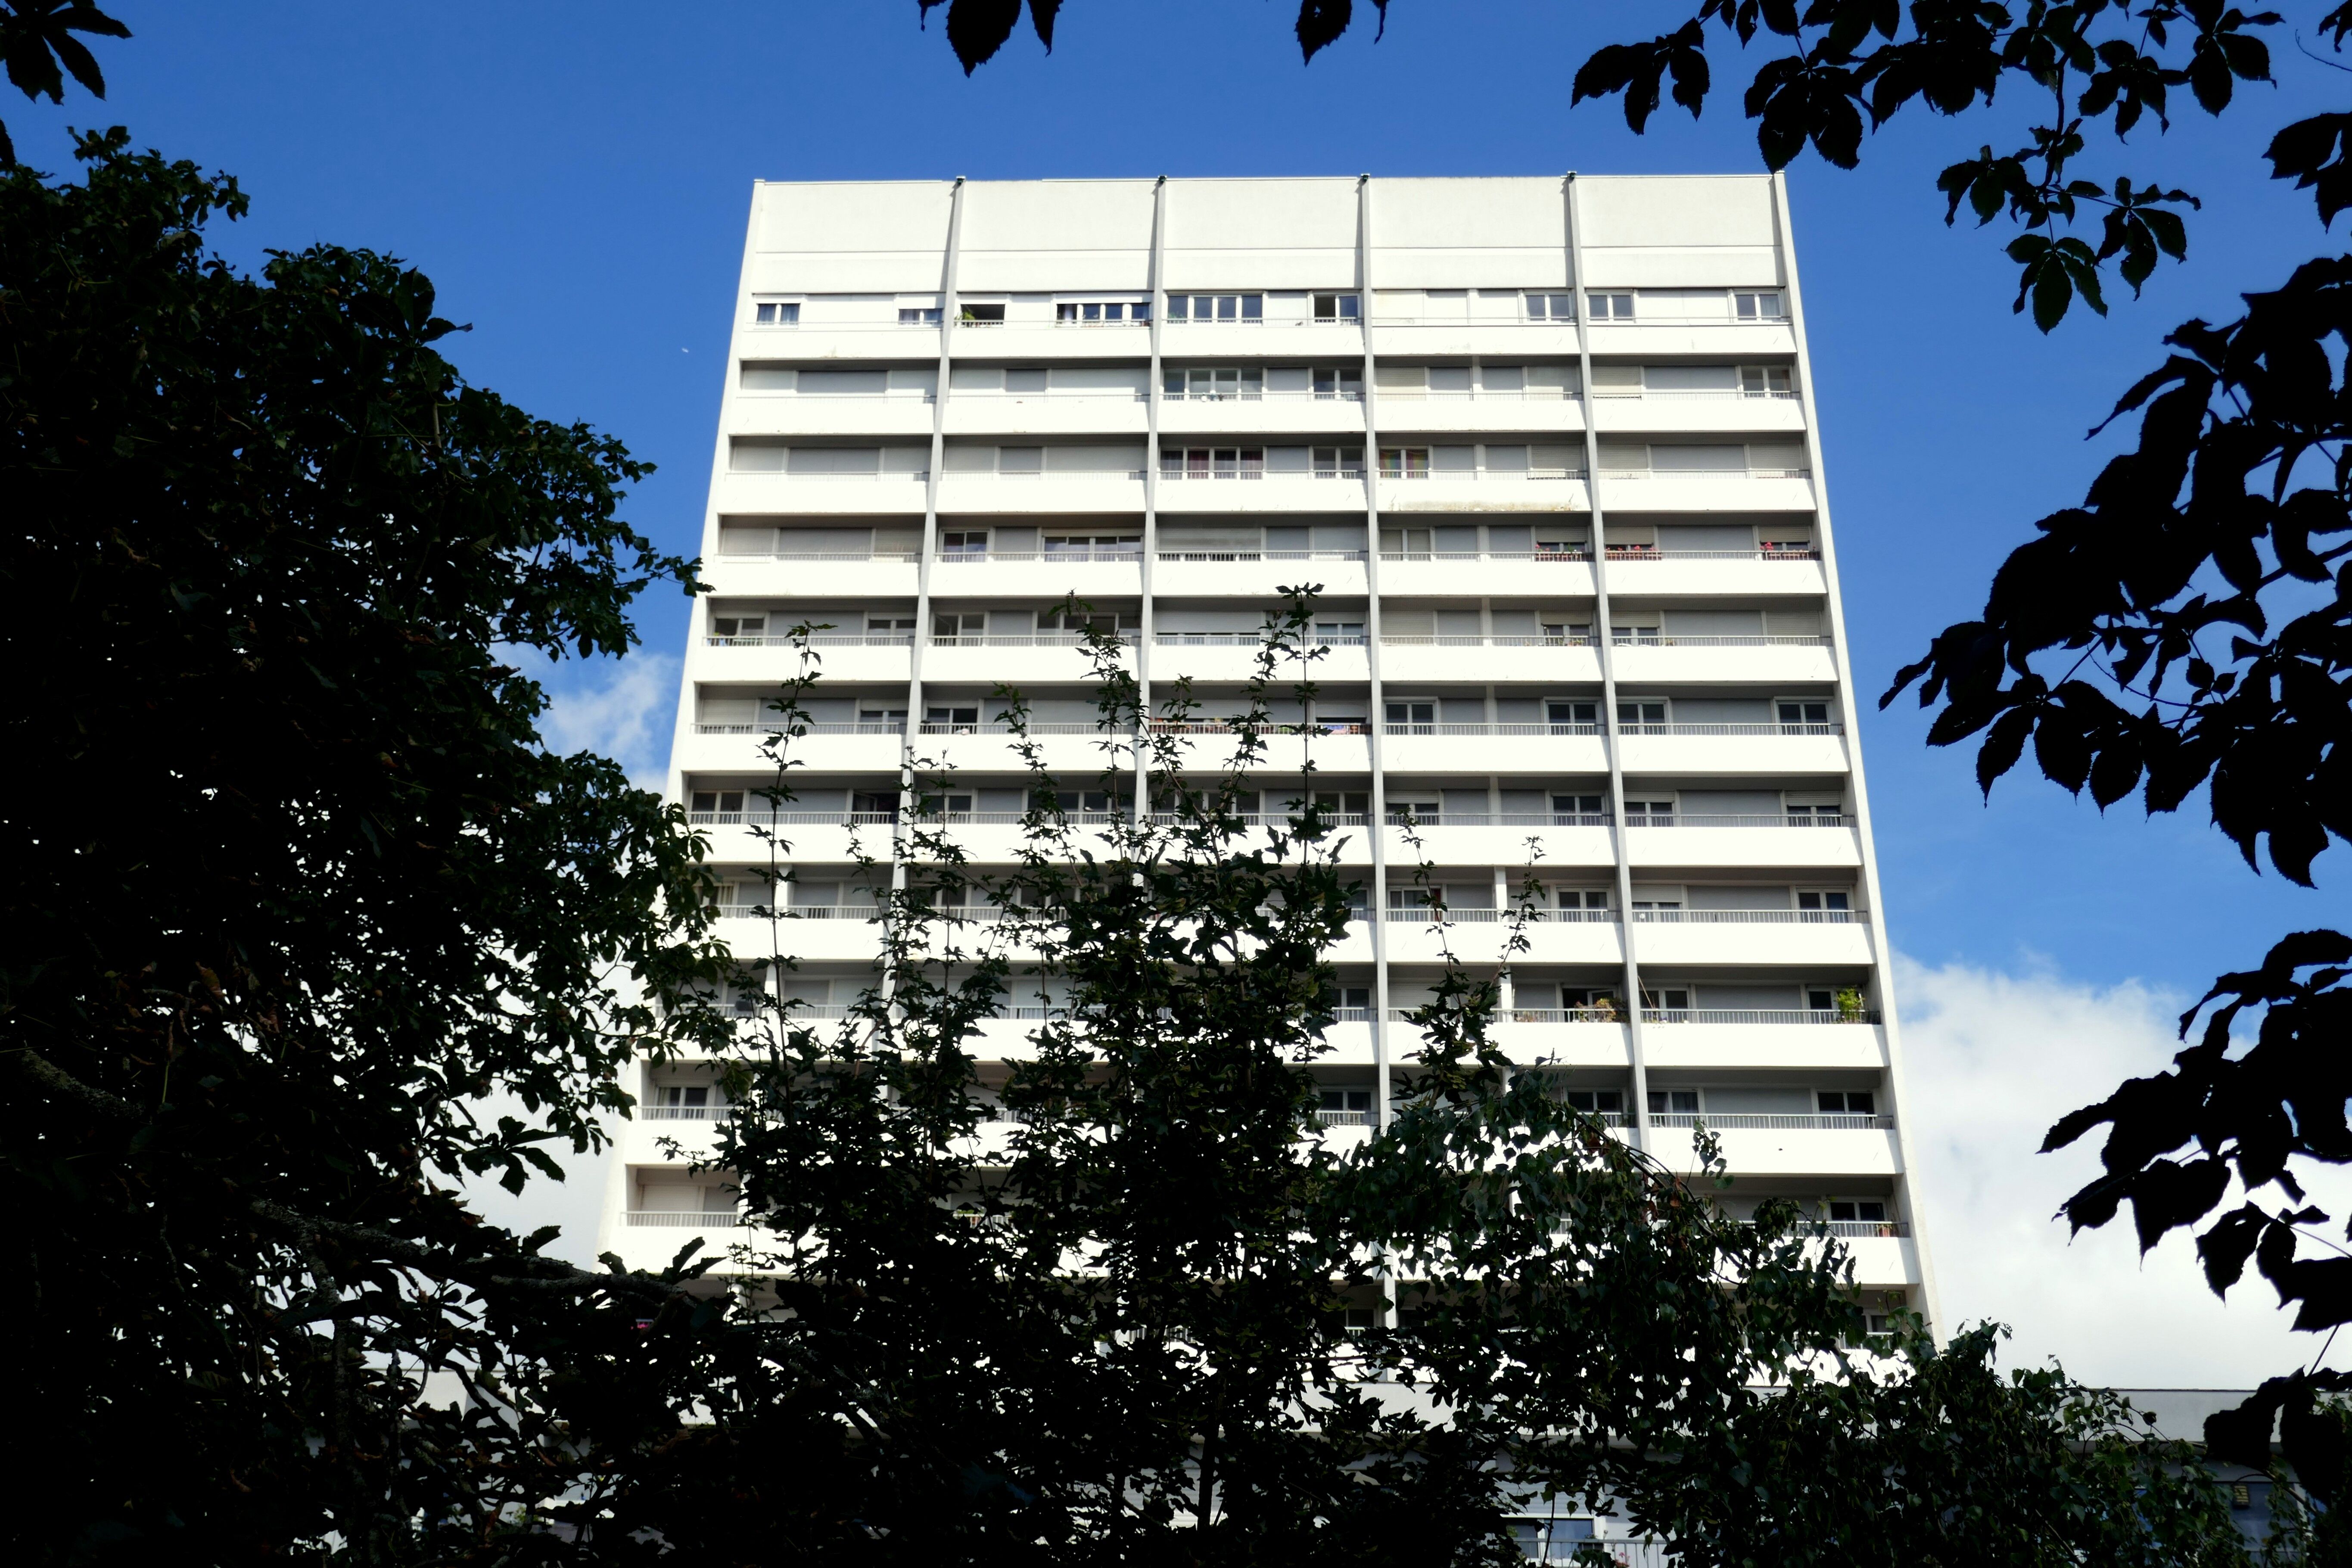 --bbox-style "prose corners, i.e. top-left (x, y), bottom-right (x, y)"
top-left (1835, 986), bottom-right (1868, 1023)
